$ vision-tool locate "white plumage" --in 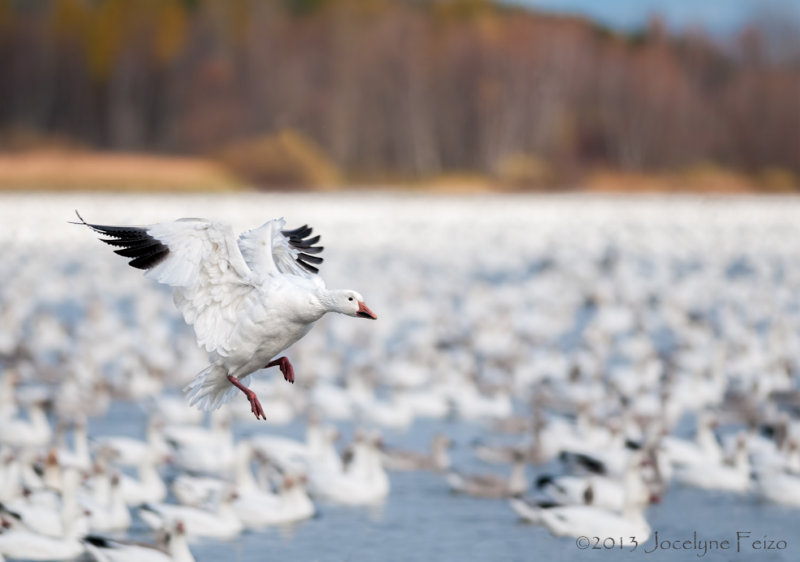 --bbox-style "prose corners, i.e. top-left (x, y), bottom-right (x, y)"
top-left (77, 213), bottom-right (377, 419)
